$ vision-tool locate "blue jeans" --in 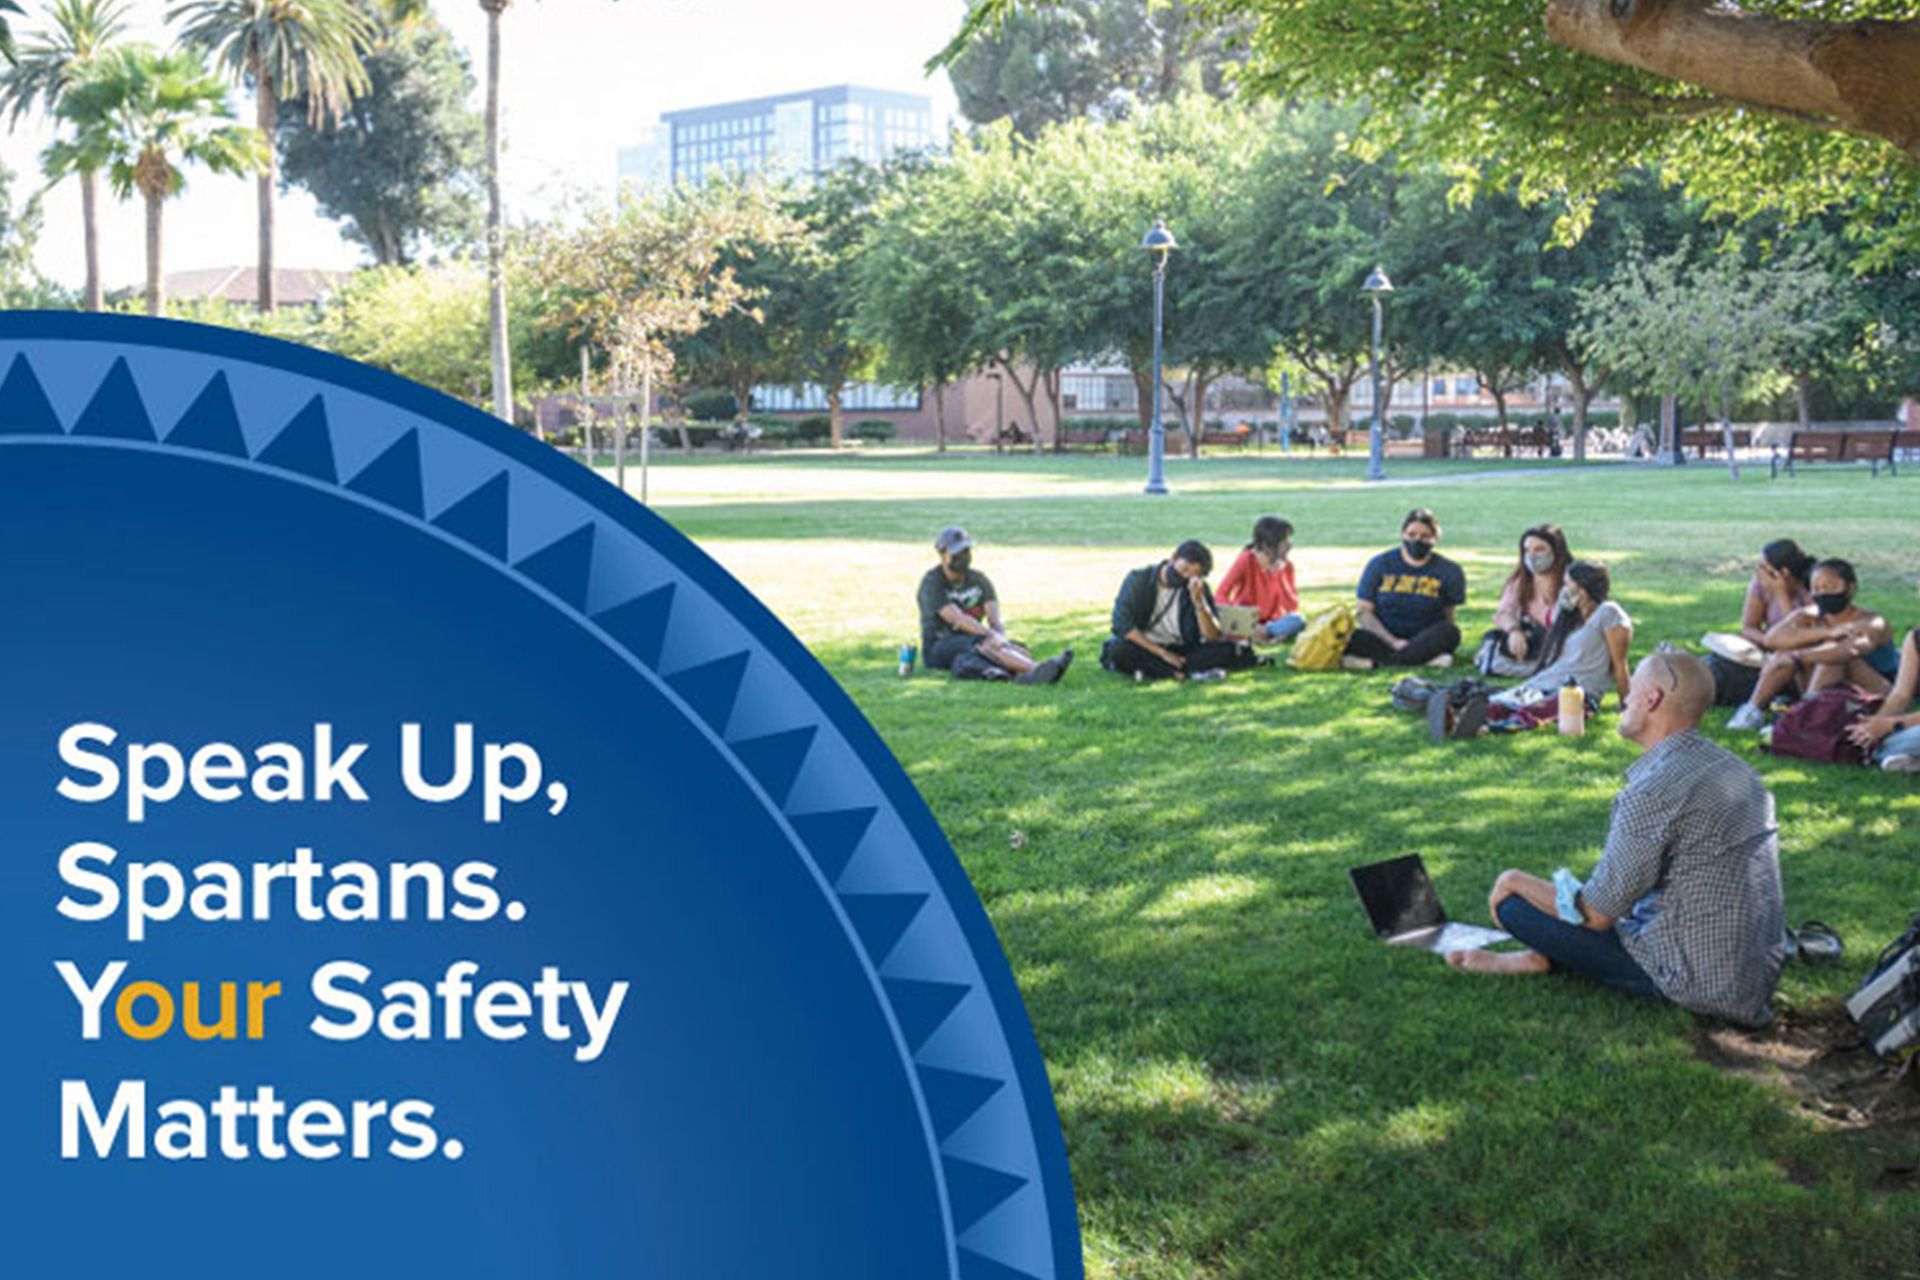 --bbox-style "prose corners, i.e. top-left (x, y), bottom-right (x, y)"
top-left (1264, 612), bottom-right (1306, 641)
top-left (1495, 897), bottom-right (1665, 1001)
top-left (1875, 722), bottom-right (1920, 764)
